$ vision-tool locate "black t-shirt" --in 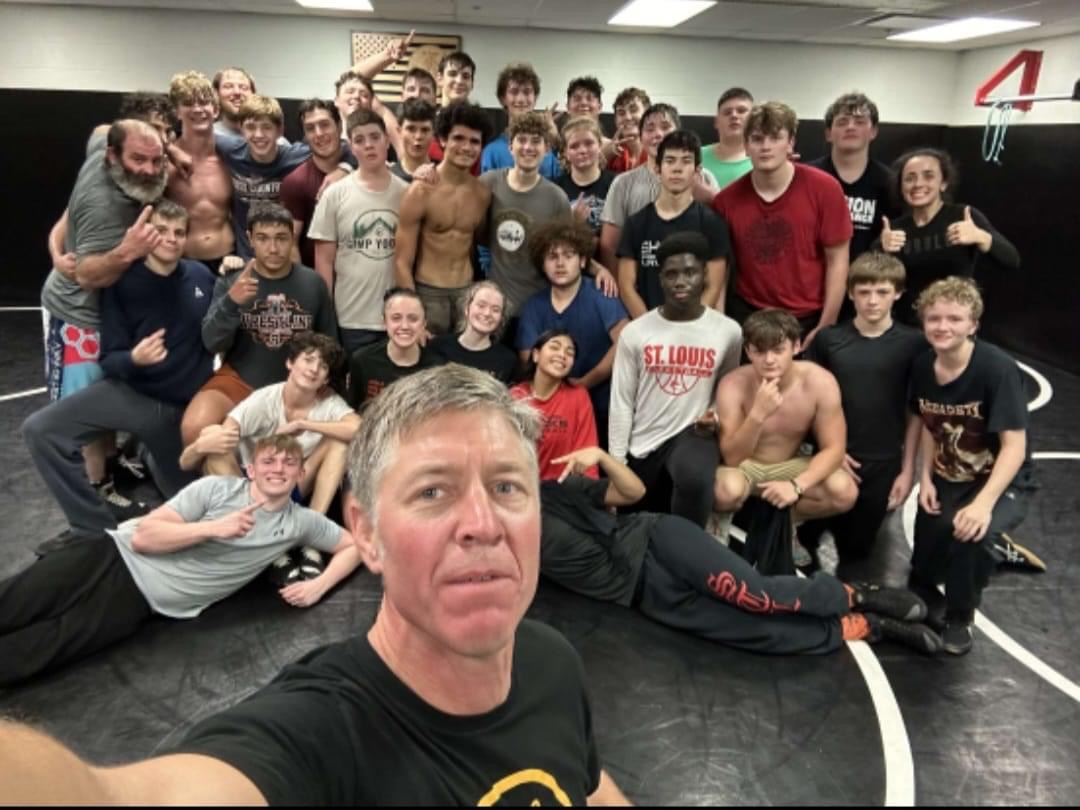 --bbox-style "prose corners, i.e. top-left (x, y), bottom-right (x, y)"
top-left (805, 155), bottom-right (897, 260)
top-left (804, 320), bottom-right (927, 461)
top-left (431, 333), bottom-right (518, 383)
top-left (908, 339), bottom-right (1032, 485)
top-left (174, 620), bottom-right (601, 805)
top-left (539, 476), bottom-right (657, 607)
top-left (876, 203), bottom-right (1020, 325)
top-left (617, 201), bottom-right (731, 311)
top-left (347, 341), bottom-right (443, 408)
top-left (556, 170), bottom-right (616, 235)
